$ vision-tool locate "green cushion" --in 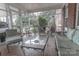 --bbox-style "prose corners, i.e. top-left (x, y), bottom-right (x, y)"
top-left (66, 29), bottom-right (75, 40)
top-left (6, 29), bottom-right (18, 37)
top-left (73, 29), bottom-right (79, 45)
